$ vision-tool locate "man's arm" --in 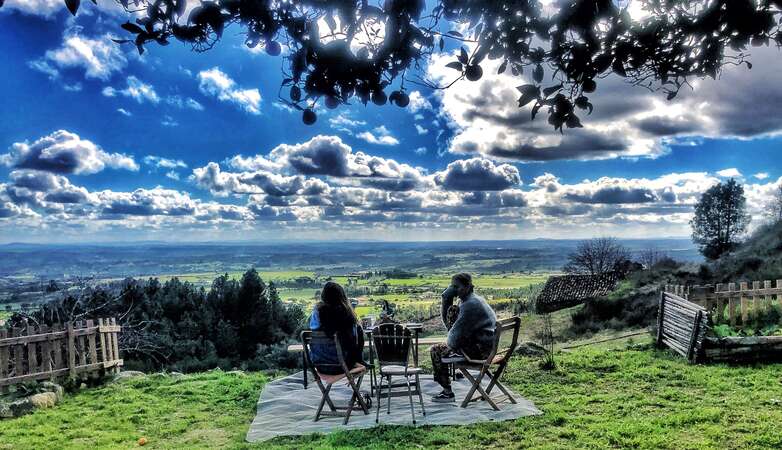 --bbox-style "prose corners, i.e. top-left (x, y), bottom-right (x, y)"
top-left (441, 286), bottom-right (455, 326)
top-left (446, 301), bottom-right (479, 350)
